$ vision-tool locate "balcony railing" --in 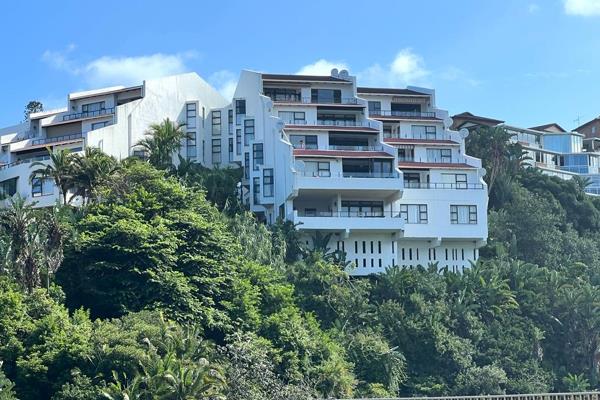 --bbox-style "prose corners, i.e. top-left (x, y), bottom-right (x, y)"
top-left (403, 182), bottom-right (485, 190)
top-left (284, 120), bottom-right (378, 129)
top-left (61, 107), bottom-right (115, 121)
top-left (0, 155), bottom-right (51, 171)
top-left (298, 171), bottom-right (399, 178)
top-left (31, 133), bottom-right (83, 146)
top-left (327, 145), bottom-right (383, 151)
top-left (384, 132), bottom-right (454, 141)
top-left (297, 210), bottom-right (402, 218)
top-left (370, 110), bottom-right (436, 118)
top-left (267, 95), bottom-right (360, 105)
